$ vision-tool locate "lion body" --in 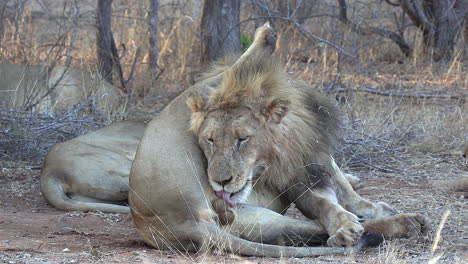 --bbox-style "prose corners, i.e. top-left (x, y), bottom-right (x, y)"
top-left (0, 63), bottom-right (121, 113)
top-left (41, 24), bottom-right (428, 257)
